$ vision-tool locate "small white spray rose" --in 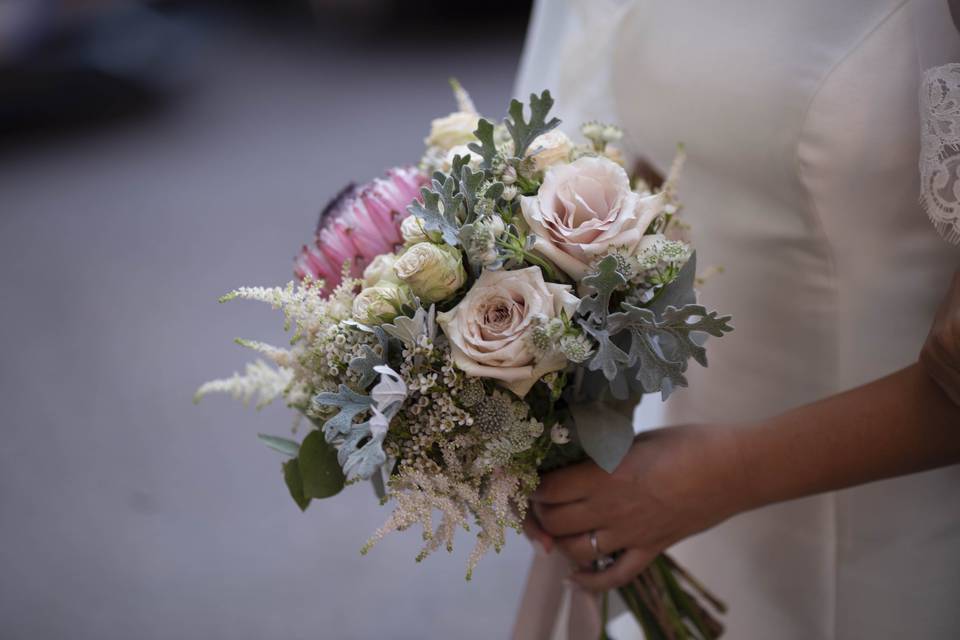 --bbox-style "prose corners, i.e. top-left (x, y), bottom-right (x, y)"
top-left (550, 423), bottom-right (571, 444)
top-left (425, 112), bottom-right (481, 150)
top-left (352, 282), bottom-right (412, 325)
top-left (394, 242), bottom-right (467, 303)
top-left (362, 253), bottom-right (400, 287)
top-left (400, 216), bottom-right (431, 245)
top-left (437, 267), bottom-right (580, 398)
top-left (527, 130), bottom-right (573, 172)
